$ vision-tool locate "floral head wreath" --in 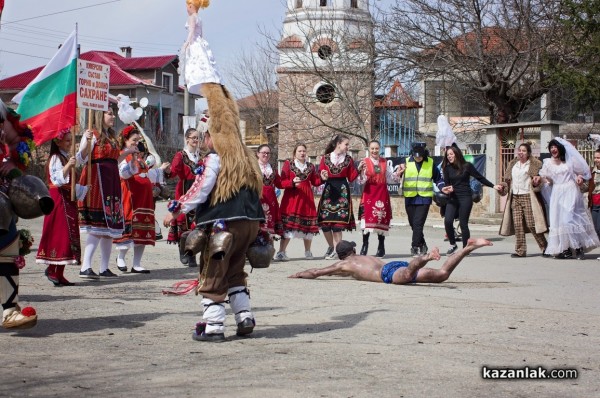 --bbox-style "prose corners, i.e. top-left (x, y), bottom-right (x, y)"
top-left (122, 125), bottom-right (139, 140)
